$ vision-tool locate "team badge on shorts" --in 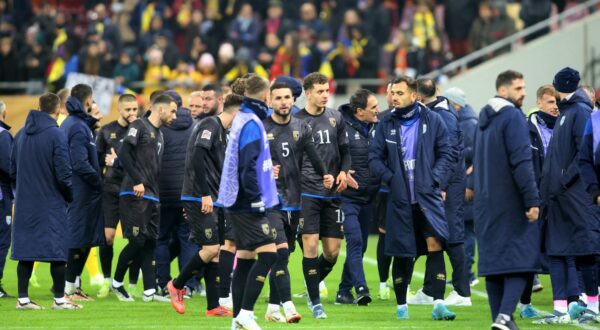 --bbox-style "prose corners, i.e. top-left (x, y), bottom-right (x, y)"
top-left (132, 226), bottom-right (139, 237)
top-left (205, 228), bottom-right (213, 239)
top-left (262, 223), bottom-right (270, 236)
top-left (293, 130), bottom-right (300, 141)
top-left (329, 117), bottom-right (336, 127)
